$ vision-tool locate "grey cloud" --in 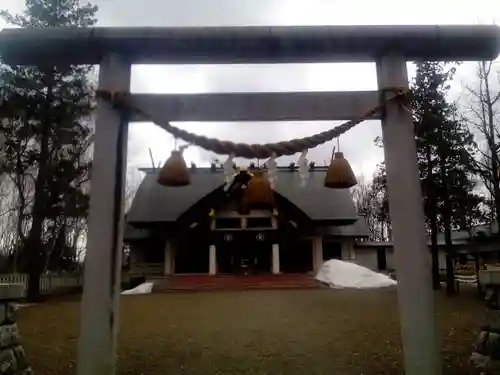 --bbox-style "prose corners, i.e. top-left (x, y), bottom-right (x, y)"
top-left (92, 0), bottom-right (494, 28)
top-left (93, 0), bottom-right (279, 27)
